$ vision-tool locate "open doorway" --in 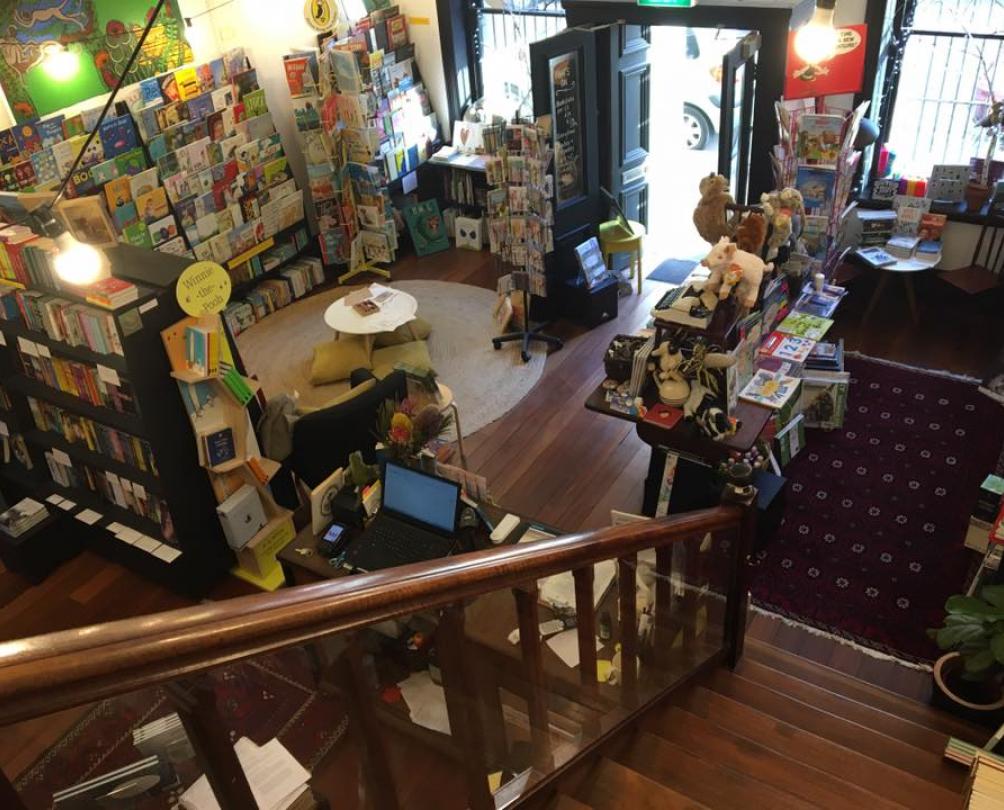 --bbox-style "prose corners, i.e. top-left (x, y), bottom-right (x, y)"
top-left (644, 26), bottom-right (749, 268)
